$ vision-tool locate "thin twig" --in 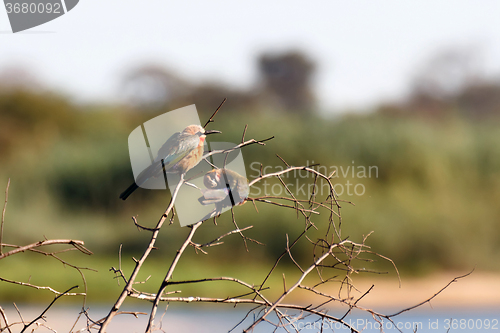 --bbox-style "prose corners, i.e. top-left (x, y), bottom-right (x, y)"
top-left (0, 277), bottom-right (85, 296)
top-left (0, 178), bottom-right (10, 256)
top-left (191, 225), bottom-right (254, 249)
top-left (203, 98), bottom-right (226, 128)
top-left (202, 136), bottom-right (274, 161)
top-left (0, 306), bottom-right (12, 333)
top-left (132, 216), bottom-right (159, 232)
top-left (13, 303), bottom-right (24, 325)
top-left (241, 124), bottom-right (248, 143)
top-left (388, 269), bottom-right (474, 317)
top-left (19, 285), bottom-right (78, 333)
top-left (0, 239), bottom-right (92, 260)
